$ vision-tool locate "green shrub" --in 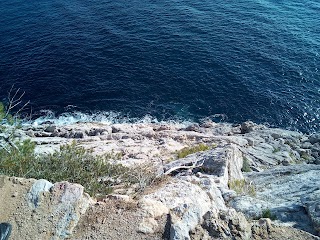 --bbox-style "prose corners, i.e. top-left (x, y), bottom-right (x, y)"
top-left (0, 96), bottom-right (134, 197)
top-left (300, 152), bottom-right (311, 161)
top-left (176, 143), bottom-right (212, 159)
top-left (0, 96), bottom-right (162, 197)
top-left (0, 102), bottom-right (5, 120)
top-left (241, 157), bottom-right (251, 172)
top-left (0, 141), bottom-right (128, 197)
top-left (37, 142), bottom-right (128, 196)
top-left (0, 139), bottom-right (36, 177)
top-left (272, 147), bottom-right (281, 153)
top-left (261, 209), bottom-right (277, 220)
top-left (0, 98), bottom-right (26, 154)
top-left (253, 208), bottom-right (277, 220)
top-left (229, 179), bottom-right (256, 197)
